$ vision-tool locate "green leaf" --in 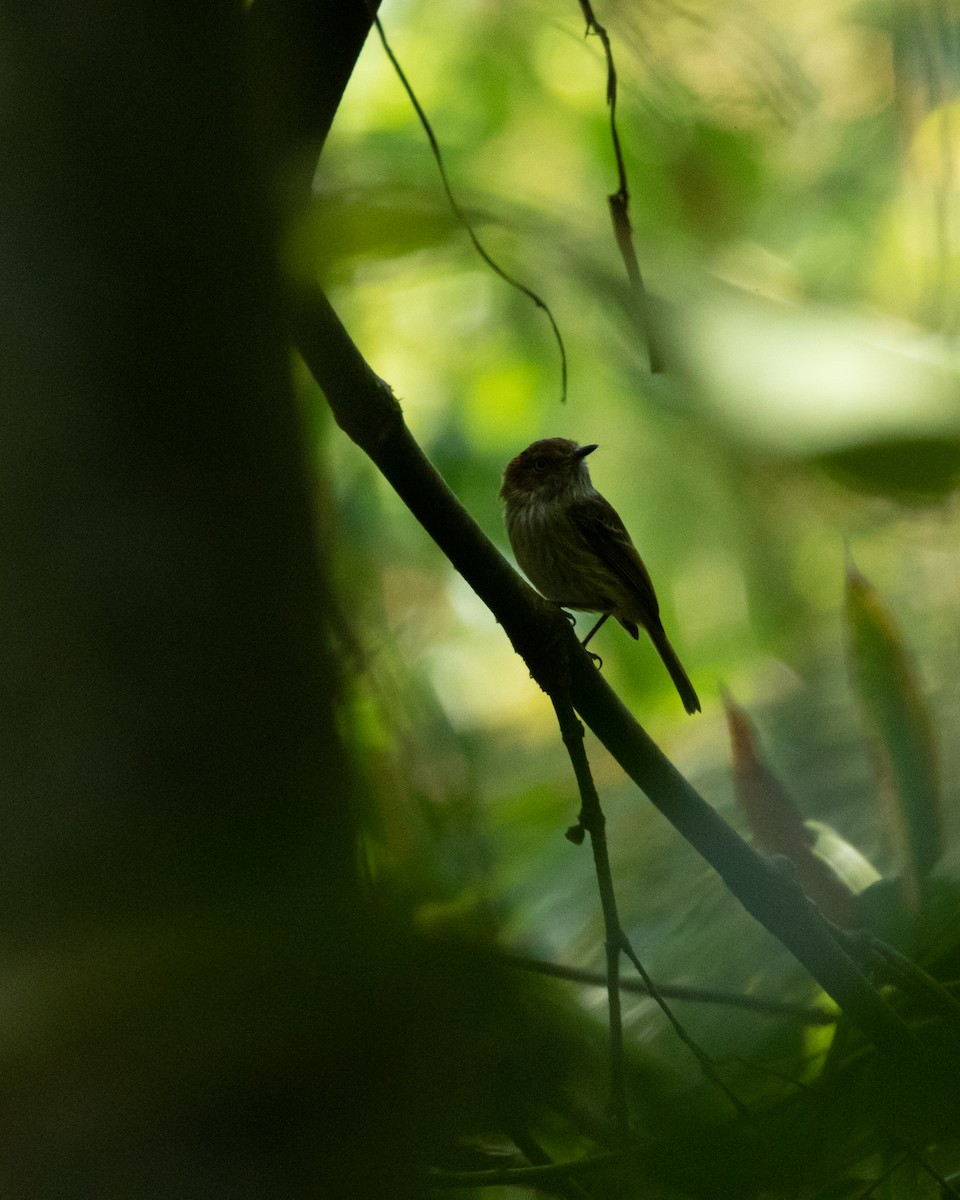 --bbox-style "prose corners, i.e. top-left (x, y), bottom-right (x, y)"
top-left (724, 691), bottom-right (875, 927)
top-left (814, 436), bottom-right (960, 503)
top-left (845, 559), bottom-right (942, 906)
top-left (804, 820), bottom-right (882, 897)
